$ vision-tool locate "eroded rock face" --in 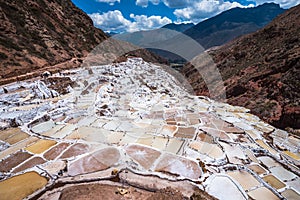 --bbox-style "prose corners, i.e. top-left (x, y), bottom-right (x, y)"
top-left (182, 5), bottom-right (300, 129)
